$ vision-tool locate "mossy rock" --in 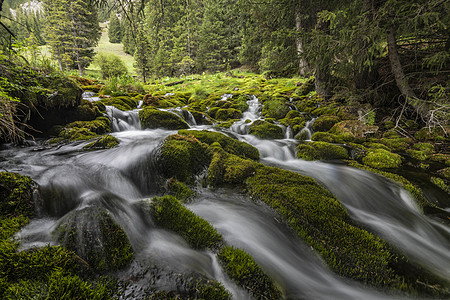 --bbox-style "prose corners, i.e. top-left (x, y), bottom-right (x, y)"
top-left (414, 127), bottom-right (448, 141)
top-left (178, 129), bottom-right (259, 161)
top-left (83, 135), bottom-right (119, 150)
top-left (430, 177), bottom-right (450, 194)
top-left (148, 279), bottom-right (231, 300)
top-left (379, 137), bottom-right (412, 152)
top-left (167, 179), bottom-right (195, 202)
top-left (139, 107), bottom-right (189, 130)
top-left (245, 165), bottom-right (404, 287)
top-left (58, 117), bottom-right (111, 141)
top-left (146, 196), bottom-right (223, 249)
top-left (330, 120), bottom-right (378, 139)
top-left (208, 149), bottom-right (256, 186)
top-left (406, 149), bottom-right (431, 161)
top-left (74, 100), bottom-right (103, 121)
top-left (362, 149), bottom-right (402, 169)
top-left (55, 206), bottom-right (133, 273)
top-left (262, 97), bottom-right (290, 119)
top-left (248, 120), bottom-right (284, 139)
top-left (363, 142), bottom-right (390, 151)
top-left (99, 96), bottom-right (138, 111)
top-left (215, 108), bottom-right (242, 121)
top-left (158, 134), bottom-right (212, 182)
top-left (296, 77), bottom-right (315, 96)
top-left (0, 172), bottom-right (36, 218)
top-left (311, 115), bottom-right (340, 132)
top-left (437, 168), bottom-right (450, 180)
top-left (297, 141), bottom-right (349, 161)
top-left (218, 246), bottom-right (281, 299)
top-left (311, 132), bottom-right (344, 143)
